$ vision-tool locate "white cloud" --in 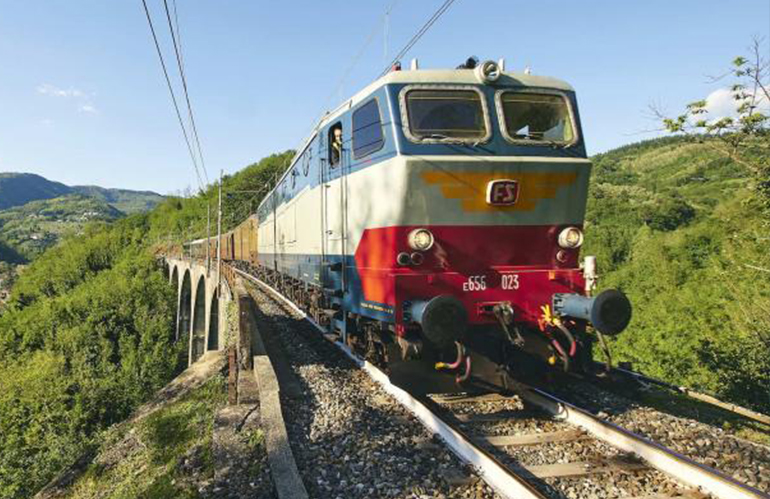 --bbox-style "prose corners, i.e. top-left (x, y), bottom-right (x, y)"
top-left (37, 83), bottom-right (85, 98)
top-left (40, 118), bottom-right (54, 126)
top-left (37, 83), bottom-right (99, 116)
top-left (702, 87), bottom-right (770, 120)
